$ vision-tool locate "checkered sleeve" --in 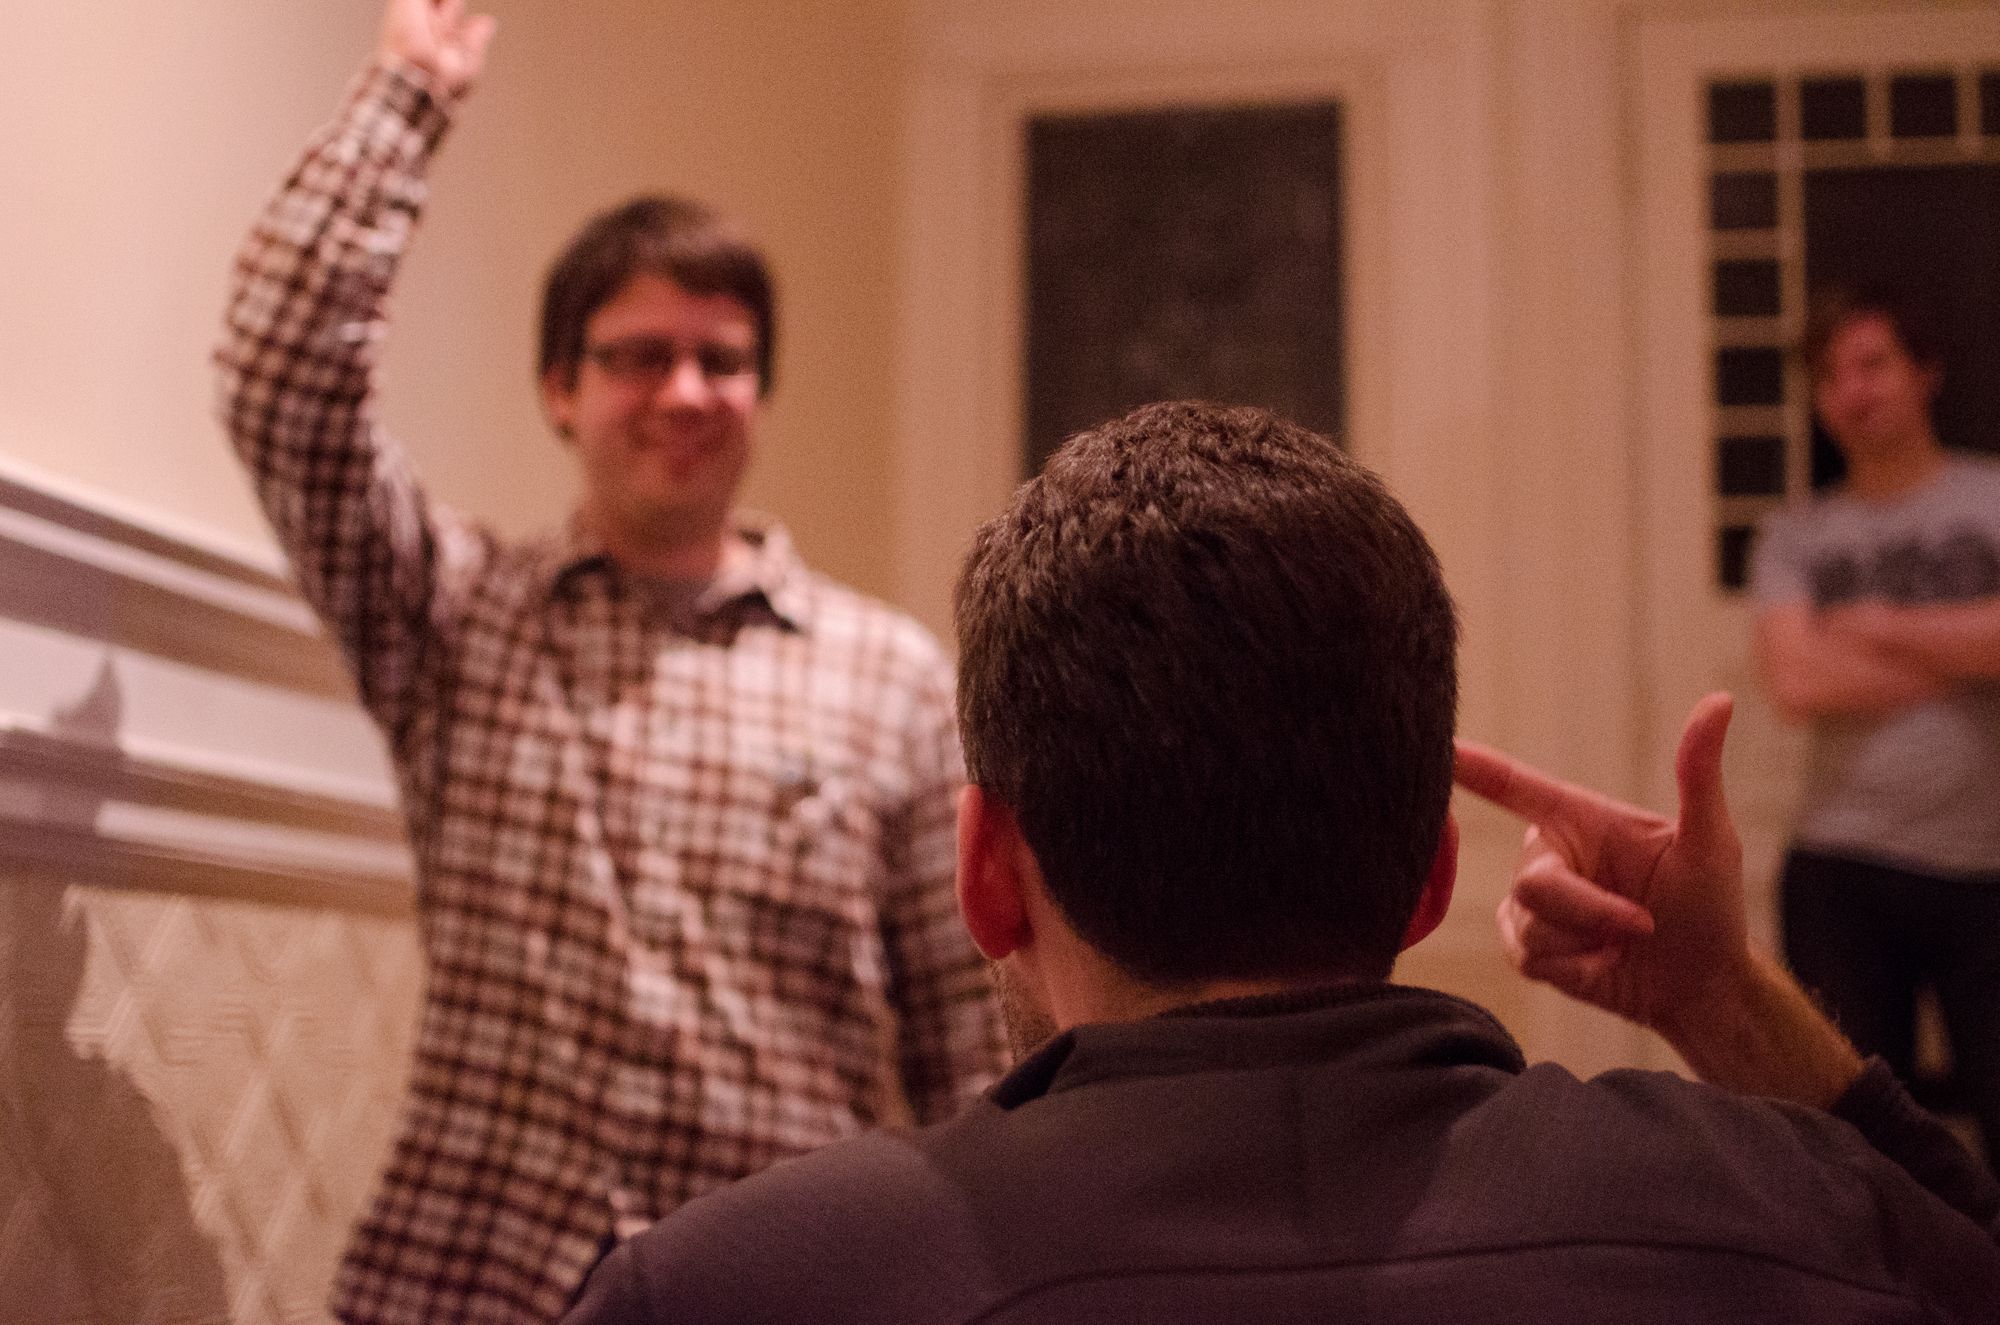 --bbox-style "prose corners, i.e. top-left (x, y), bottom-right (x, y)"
top-left (216, 61), bottom-right (484, 747)
top-left (879, 647), bottom-right (1010, 1123)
